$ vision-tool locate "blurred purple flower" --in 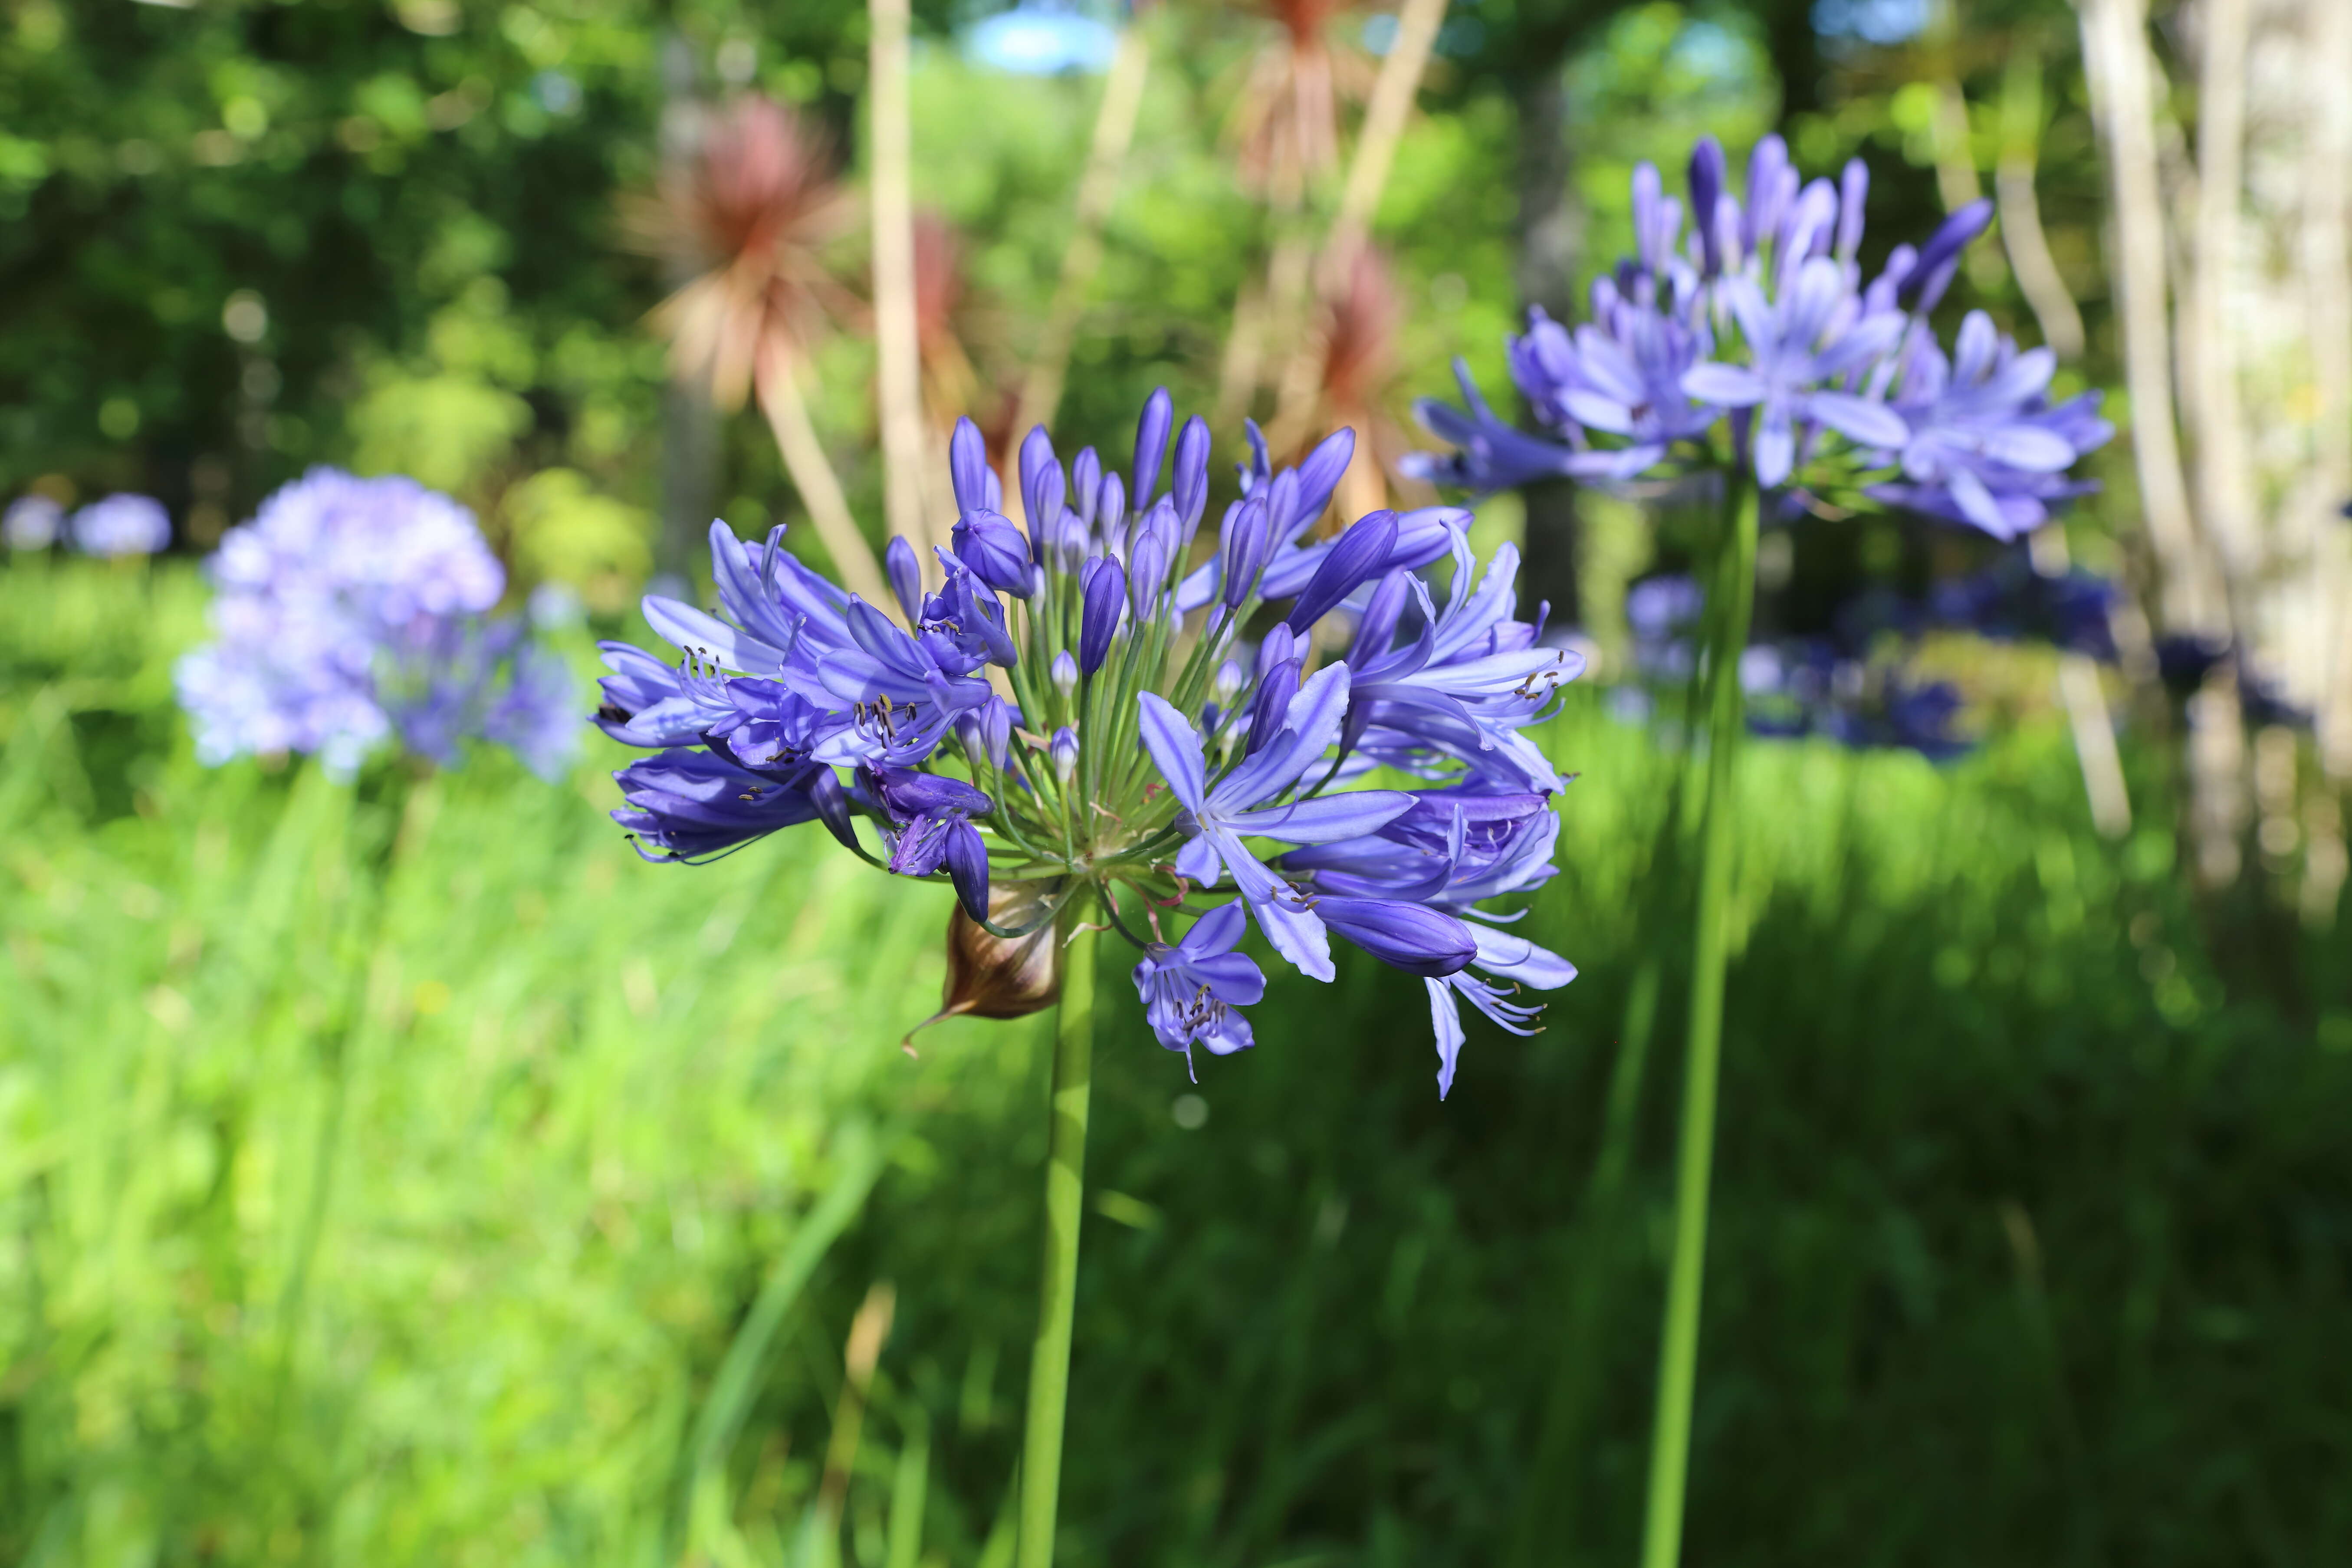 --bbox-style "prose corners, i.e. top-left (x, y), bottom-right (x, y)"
top-left (1928, 550), bottom-right (2119, 661)
top-left (1867, 312), bottom-right (2113, 541)
top-left (70, 493), bottom-right (171, 557)
top-left (4, 495), bottom-right (63, 550)
top-left (1680, 259), bottom-right (1908, 487)
top-left (175, 468), bottom-right (577, 780)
